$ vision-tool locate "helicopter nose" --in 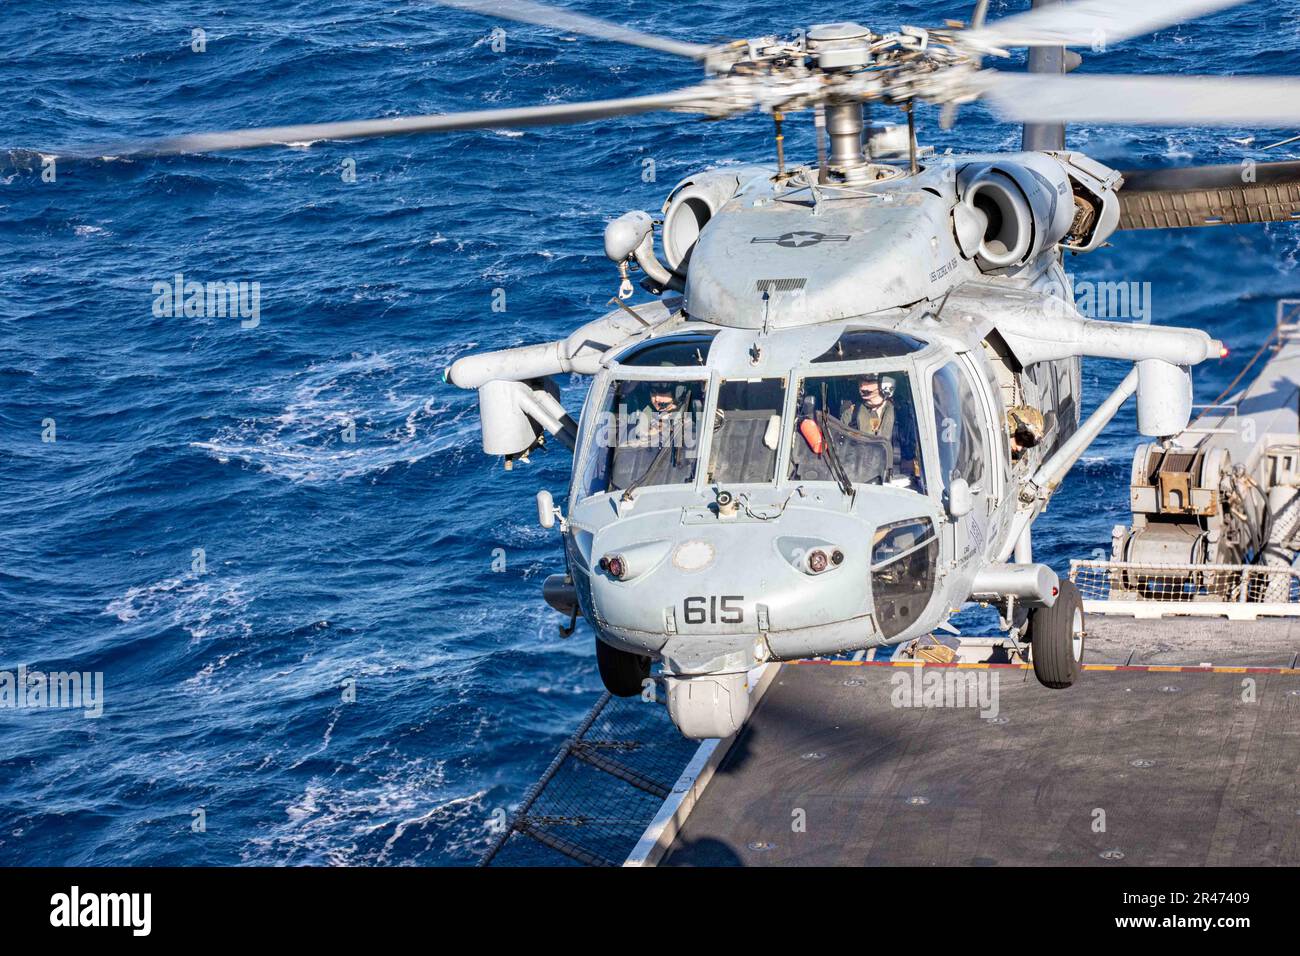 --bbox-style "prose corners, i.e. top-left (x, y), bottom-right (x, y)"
top-left (586, 527), bottom-right (869, 657)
